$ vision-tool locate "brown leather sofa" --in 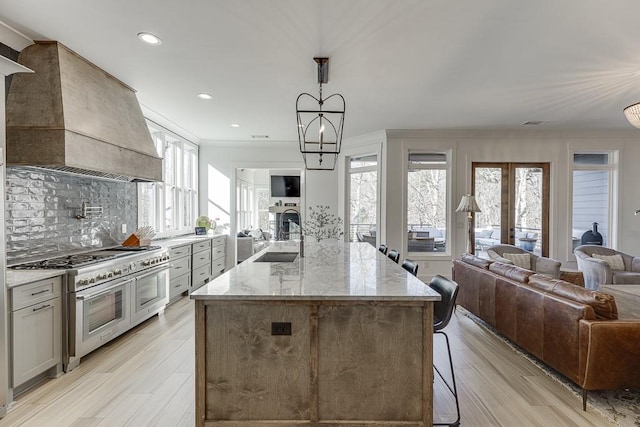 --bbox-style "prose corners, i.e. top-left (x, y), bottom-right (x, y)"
top-left (452, 254), bottom-right (640, 410)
